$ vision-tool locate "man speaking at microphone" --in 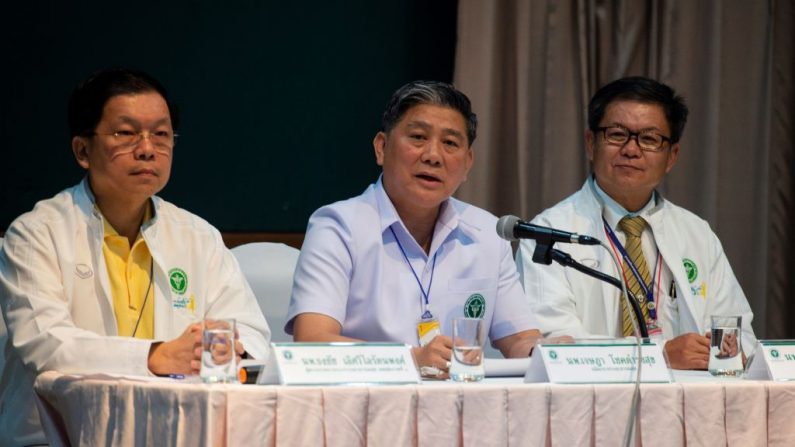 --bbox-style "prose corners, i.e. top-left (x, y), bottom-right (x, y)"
top-left (287, 81), bottom-right (547, 378)
top-left (516, 77), bottom-right (756, 370)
